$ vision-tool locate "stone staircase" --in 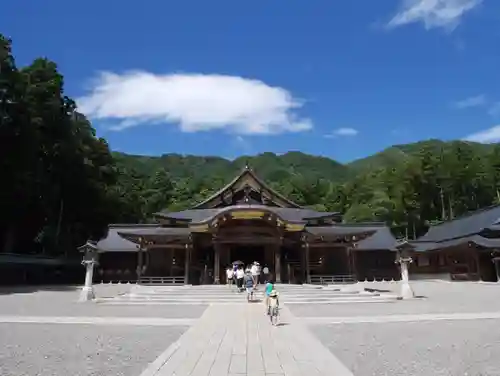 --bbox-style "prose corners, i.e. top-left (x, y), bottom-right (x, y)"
top-left (96, 283), bottom-right (398, 306)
